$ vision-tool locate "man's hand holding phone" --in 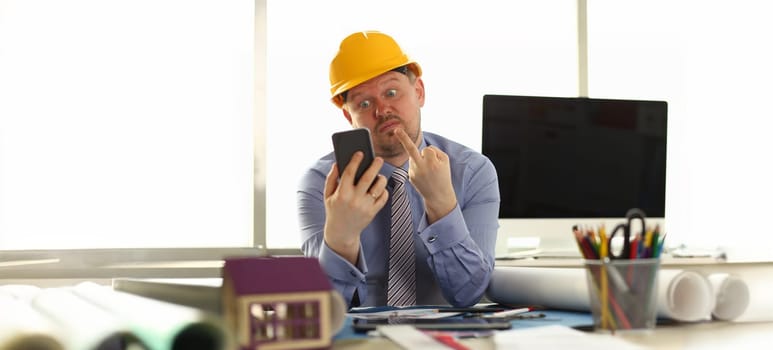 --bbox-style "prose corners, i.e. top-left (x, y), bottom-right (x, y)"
top-left (324, 128), bottom-right (388, 264)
